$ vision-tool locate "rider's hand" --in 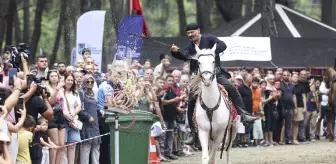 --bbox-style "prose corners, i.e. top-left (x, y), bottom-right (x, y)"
top-left (170, 44), bottom-right (179, 53)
